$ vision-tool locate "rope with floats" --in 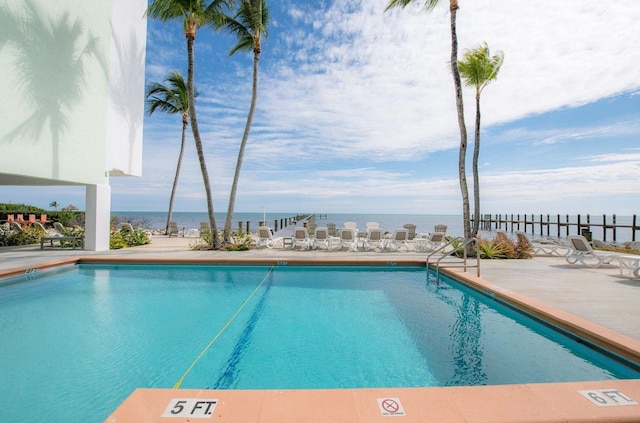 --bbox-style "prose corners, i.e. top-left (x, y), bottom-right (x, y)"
top-left (173, 265), bottom-right (274, 389)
